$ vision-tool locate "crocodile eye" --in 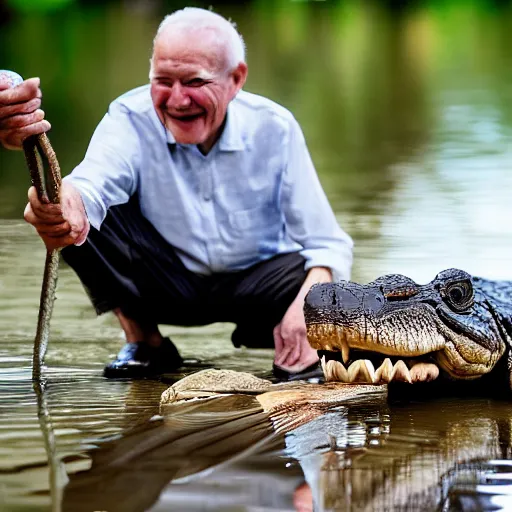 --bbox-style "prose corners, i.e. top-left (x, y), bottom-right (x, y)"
top-left (443, 280), bottom-right (474, 312)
